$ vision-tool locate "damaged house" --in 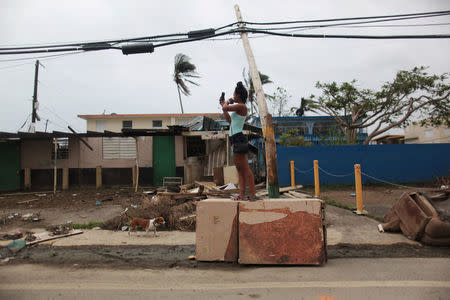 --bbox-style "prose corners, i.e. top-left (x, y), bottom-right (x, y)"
top-left (0, 113), bottom-right (262, 191)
